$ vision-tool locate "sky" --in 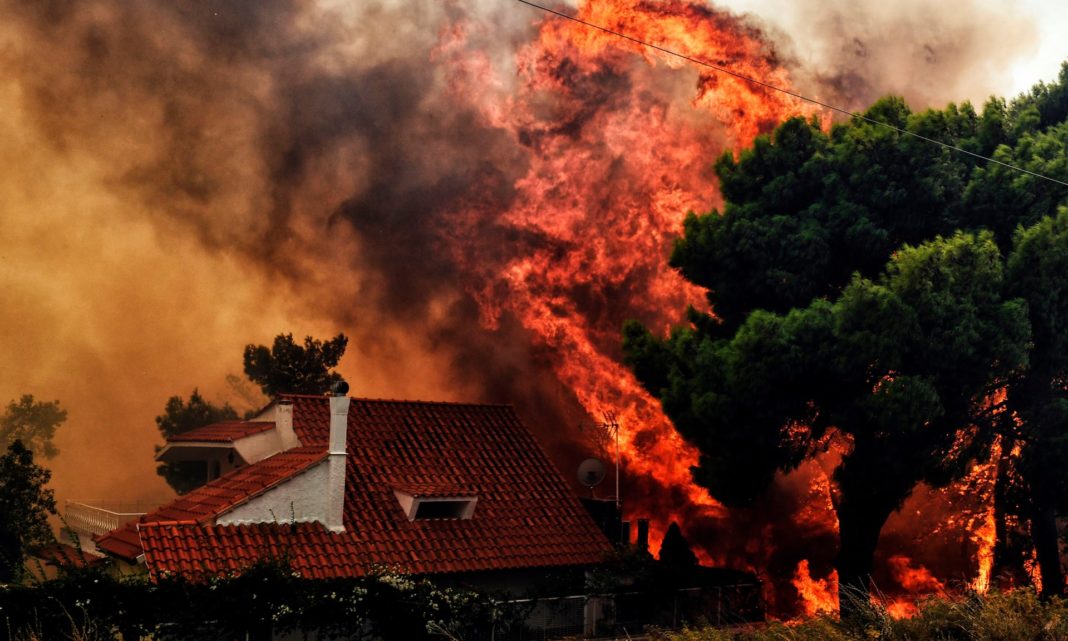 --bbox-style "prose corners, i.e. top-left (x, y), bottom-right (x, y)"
top-left (717, 0), bottom-right (1068, 103)
top-left (1, 0), bottom-right (1066, 512)
top-left (994, 0), bottom-right (1068, 95)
